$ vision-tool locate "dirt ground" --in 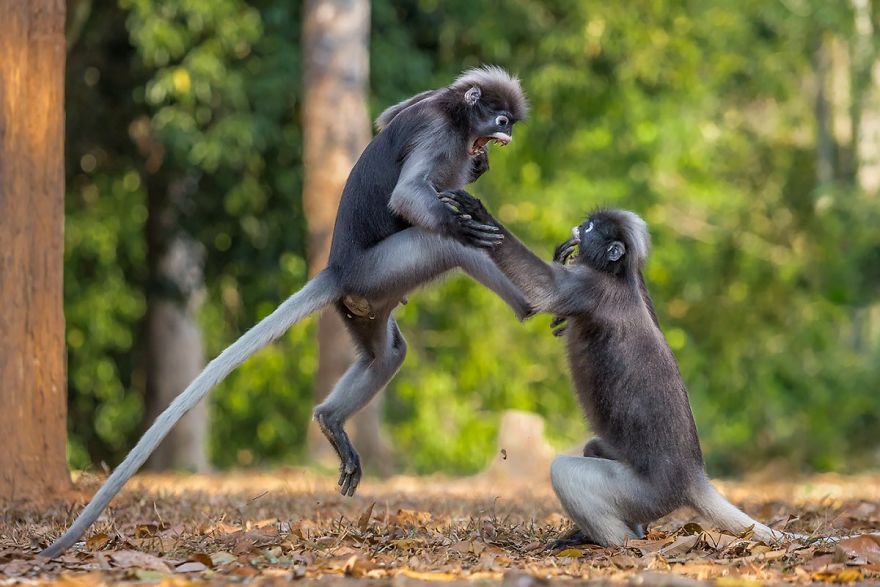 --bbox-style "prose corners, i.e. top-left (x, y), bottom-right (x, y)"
top-left (2, 470), bottom-right (879, 585)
